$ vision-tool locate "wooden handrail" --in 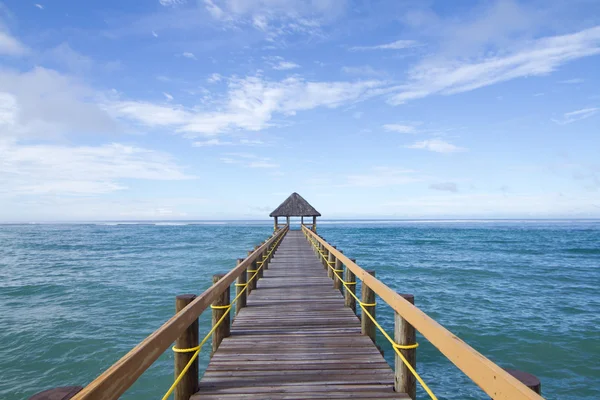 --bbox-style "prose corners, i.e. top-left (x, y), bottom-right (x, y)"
top-left (302, 225), bottom-right (544, 400)
top-left (73, 226), bottom-right (289, 400)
